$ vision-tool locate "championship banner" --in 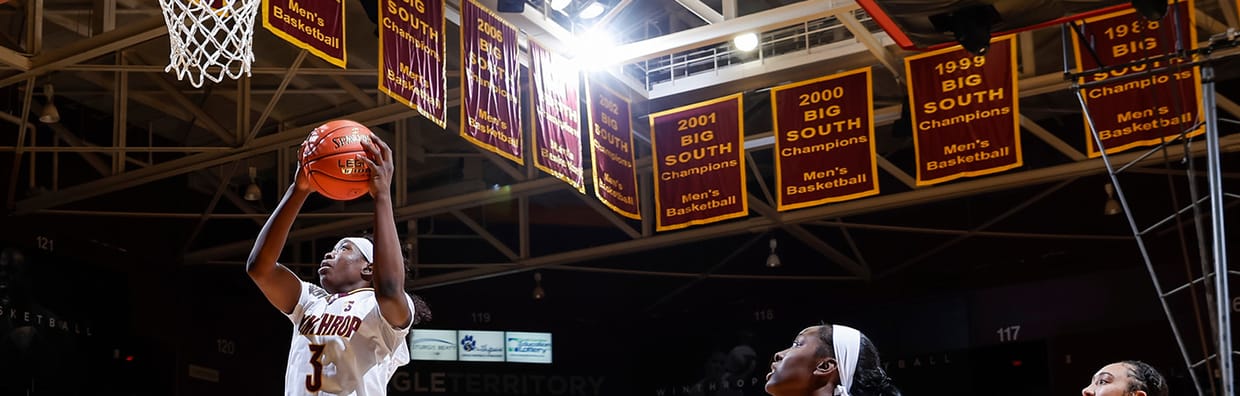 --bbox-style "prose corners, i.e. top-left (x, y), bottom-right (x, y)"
top-left (262, 0), bottom-right (346, 67)
top-left (379, 0), bottom-right (446, 128)
top-left (461, 0), bottom-right (523, 164)
top-left (529, 40), bottom-right (584, 193)
top-left (771, 67), bottom-right (879, 211)
top-left (587, 81), bottom-right (640, 219)
top-left (650, 94), bottom-right (747, 232)
top-left (1071, 0), bottom-right (1200, 157)
top-left (905, 35), bottom-right (1022, 186)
